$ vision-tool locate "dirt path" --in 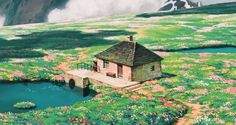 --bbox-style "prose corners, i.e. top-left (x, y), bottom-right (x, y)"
top-left (121, 80), bottom-right (204, 125)
top-left (176, 102), bottom-right (202, 125)
top-left (141, 82), bottom-right (203, 125)
top-left (77, 50), bottom-right (88, 62)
